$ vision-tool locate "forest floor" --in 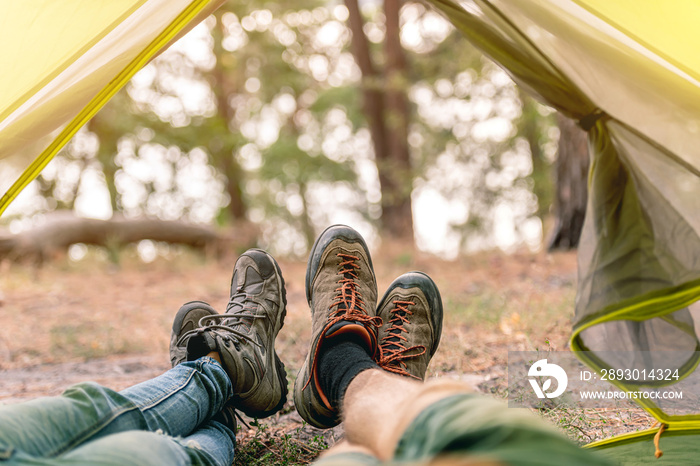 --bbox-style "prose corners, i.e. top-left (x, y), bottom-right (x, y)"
top-left (0, 246), bottom-right (654, 464)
